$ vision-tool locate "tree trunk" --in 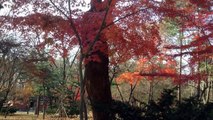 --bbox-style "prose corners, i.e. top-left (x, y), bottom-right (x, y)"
top-left (148, 80), bottom-right (154, 103)
top-left (178, 32), bottom-right (183, 103)
top-left (43, 86), bottom-right (46, 119)
top-left (27, 103), bottom-right (30, 114)
top-left (85, 50), bottom-right (112, 120)
top-left (206, 80), bottom-right (211, 103)
top-left (0, 89), bottom-right (10, 111)
top-left (35, 95), bottom-right (40, 116)
top-left (82, 0), bottom-right (113, 119)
